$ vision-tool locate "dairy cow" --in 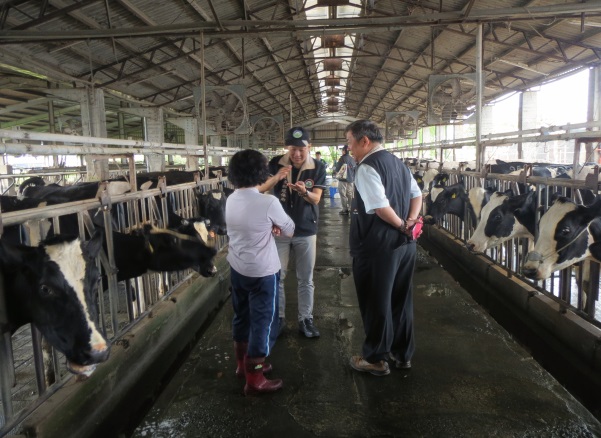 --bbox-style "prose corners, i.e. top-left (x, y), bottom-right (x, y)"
top-left (18, 177), bottom-right (132, 237)
top-left (198, 189), bottom-right (227, 235)
top-left (1, 232), bottom-right (109, 375)
top-left (424, 184), bottom-right (494, 226)
top-left (0, 195), bottom-right (48, 244)
top-left (19, 177), bottom-right (131, 201)
top-left (522, 196), bottom-right (601, 280)
top-left (467, 191), bottom-right (536, 253)
top-left (108, 225), bottom-right (217, 281)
